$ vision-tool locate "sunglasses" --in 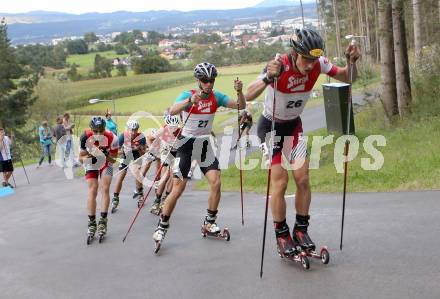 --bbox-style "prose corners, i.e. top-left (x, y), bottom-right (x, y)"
top-left (93, 129), bottom-right (104, 134)
top-left (200, 78), bottom-right (215, 84)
